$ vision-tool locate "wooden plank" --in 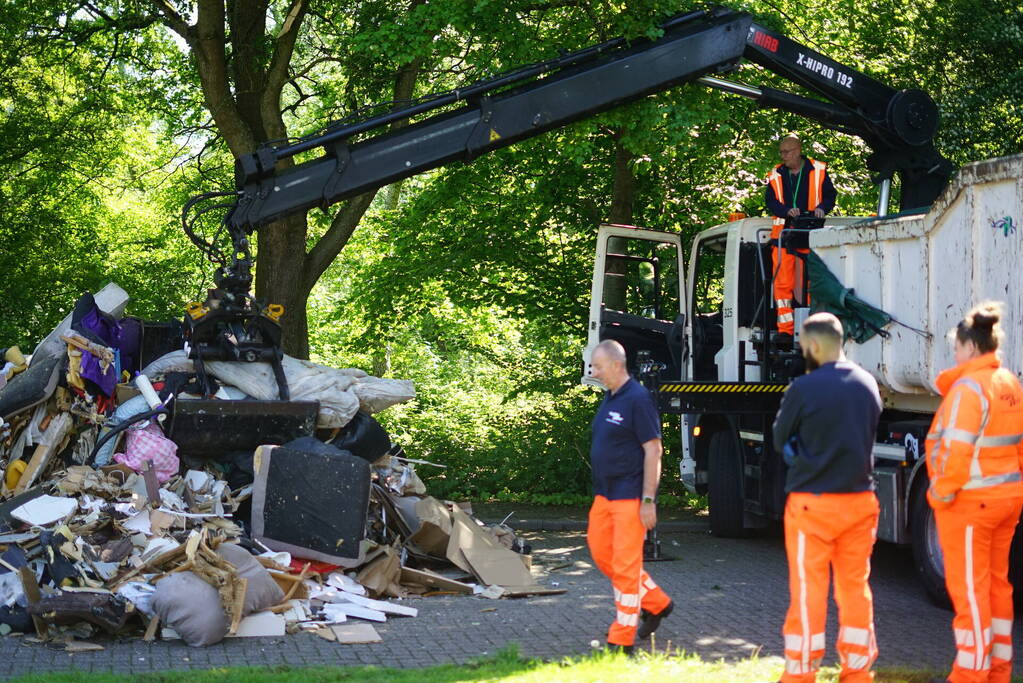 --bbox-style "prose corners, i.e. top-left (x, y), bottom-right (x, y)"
top-left (399, 567), bottom-right (472, 594)
top-left (143, 616), bottom-right (160, 642)
top-left (18, 566), bottom-right (47, 638)
top-left (14, 414), bottom-right (71, 495)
